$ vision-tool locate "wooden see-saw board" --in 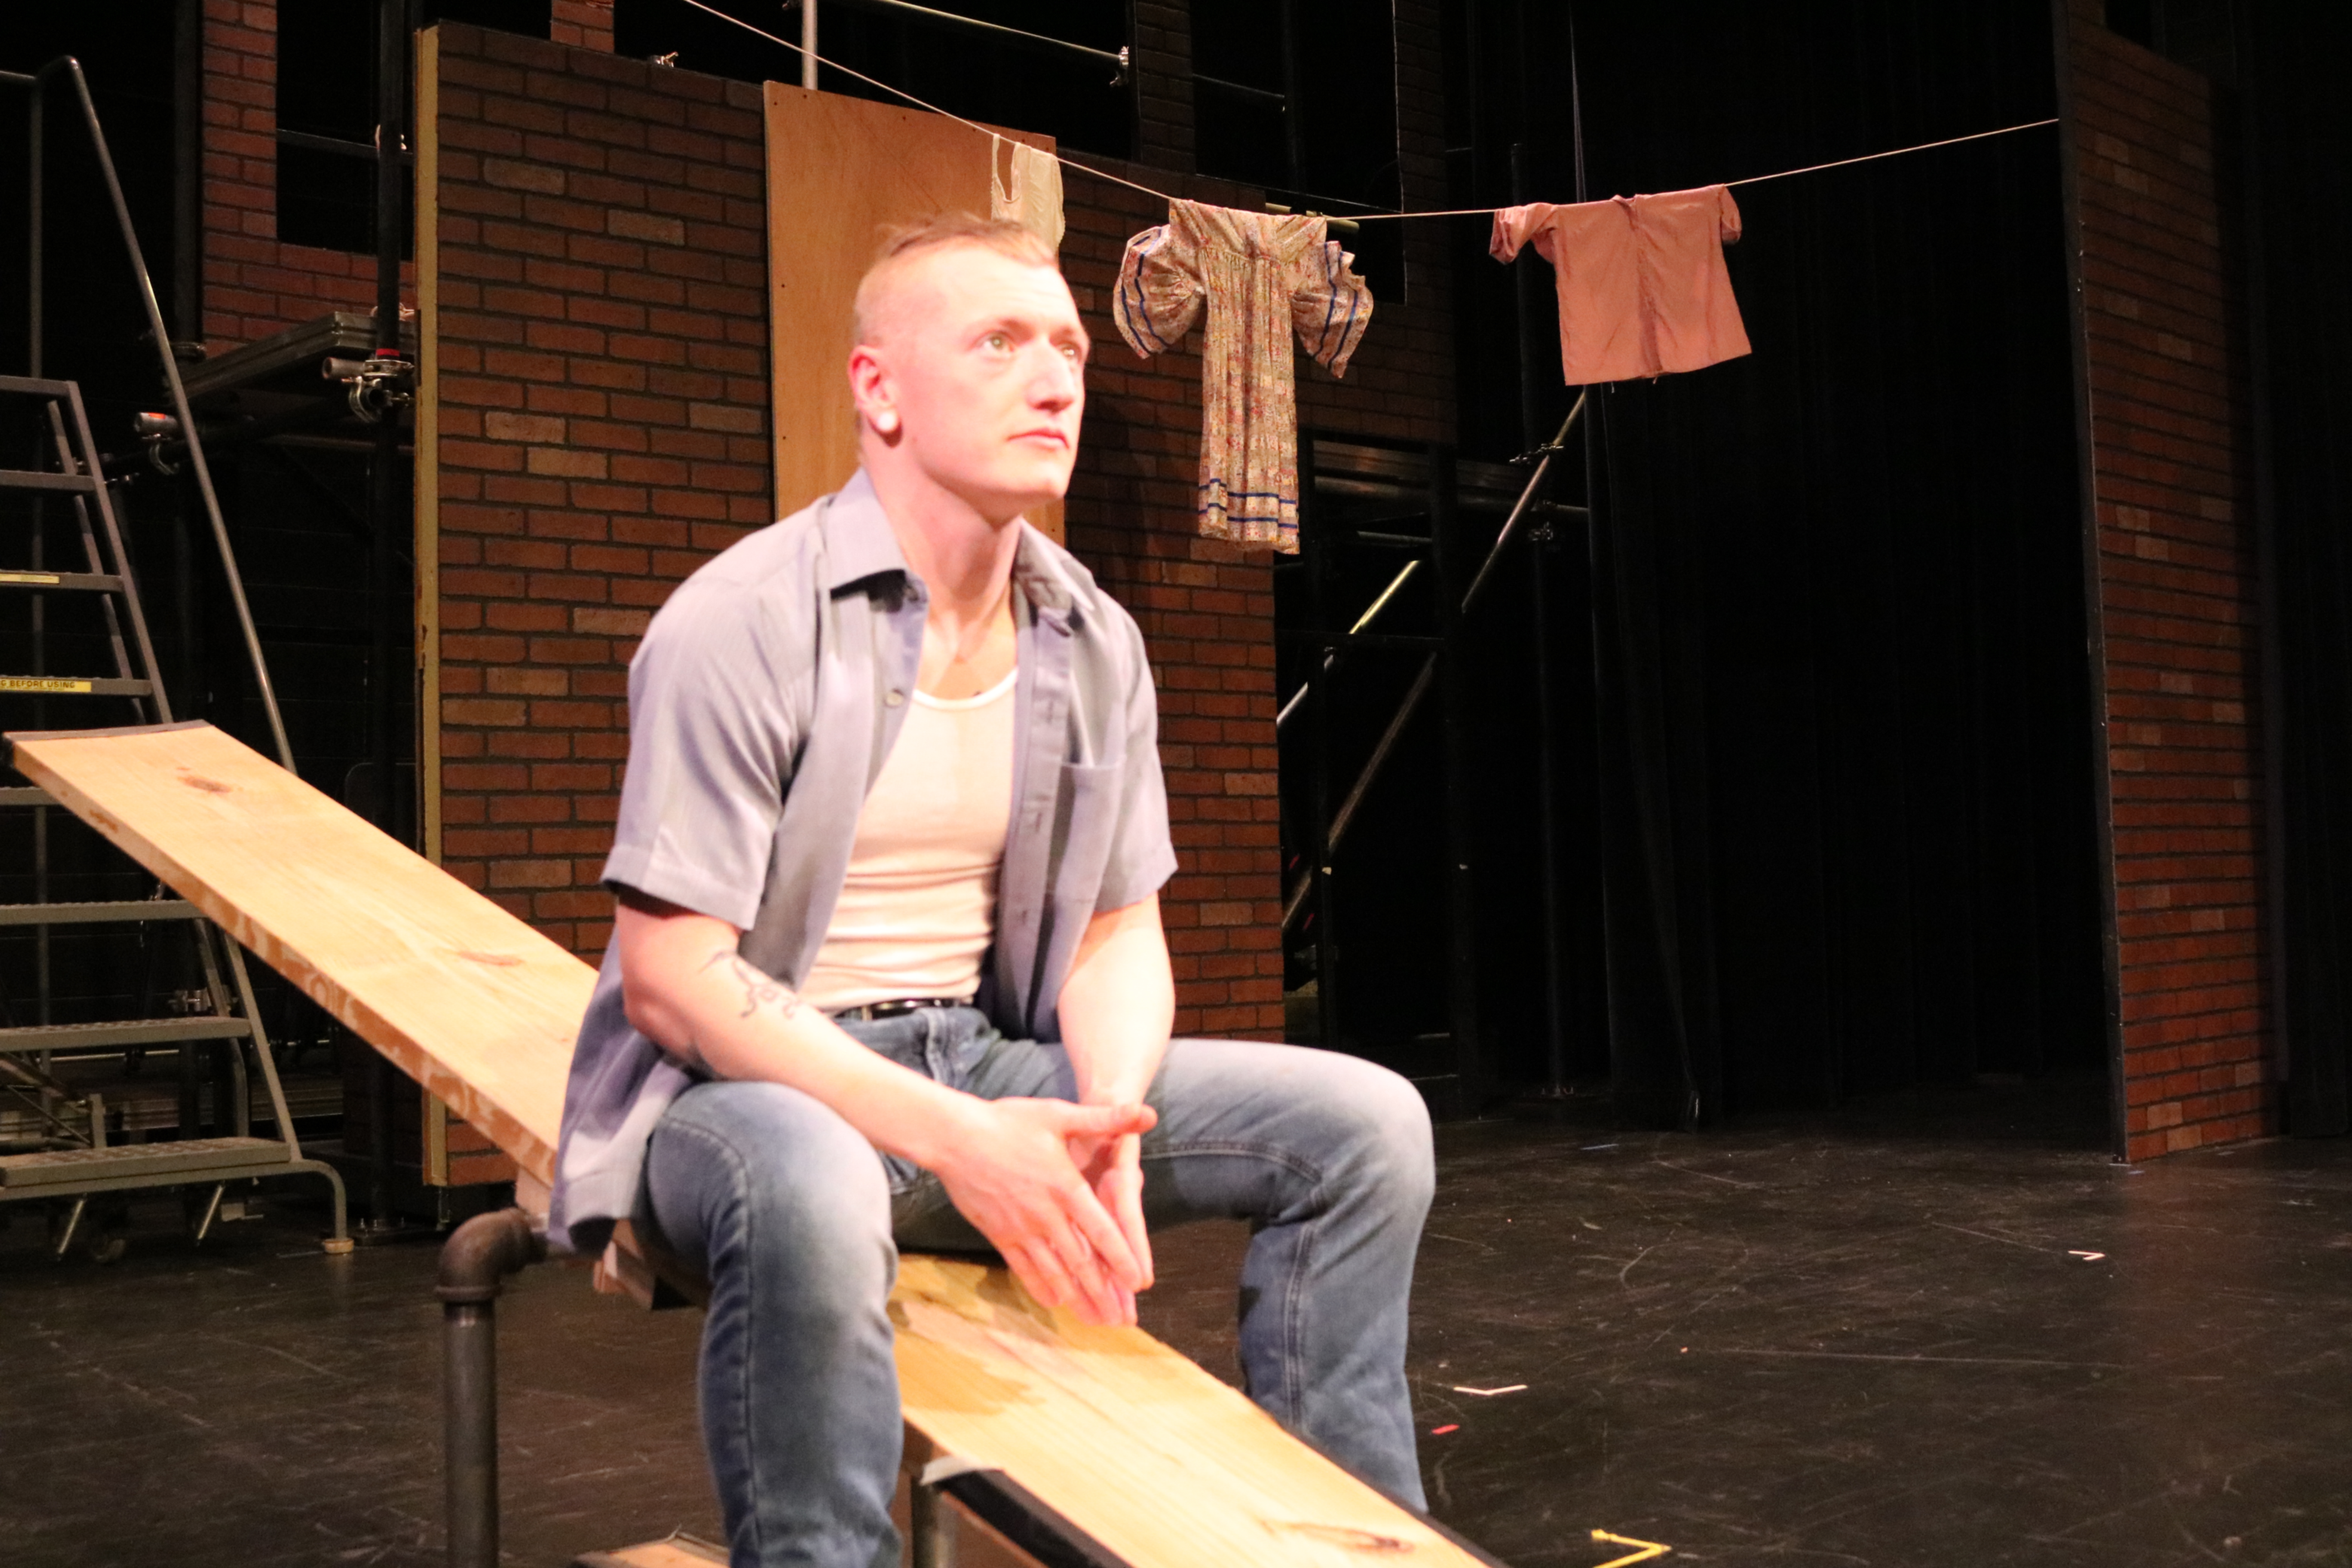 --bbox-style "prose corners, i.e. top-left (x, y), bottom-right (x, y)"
top-left (8, 720), bottom-right (1501, 1568)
